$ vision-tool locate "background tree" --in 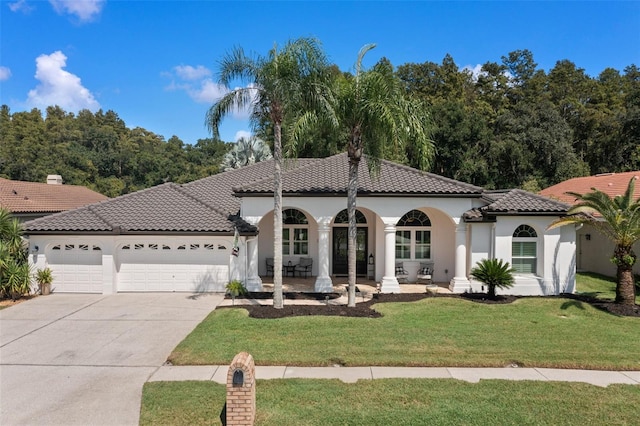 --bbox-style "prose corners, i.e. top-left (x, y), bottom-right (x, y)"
top-left (548, 178), bottom-right (640, 305)
top-left (206, 37), bottom-right (334, 309)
